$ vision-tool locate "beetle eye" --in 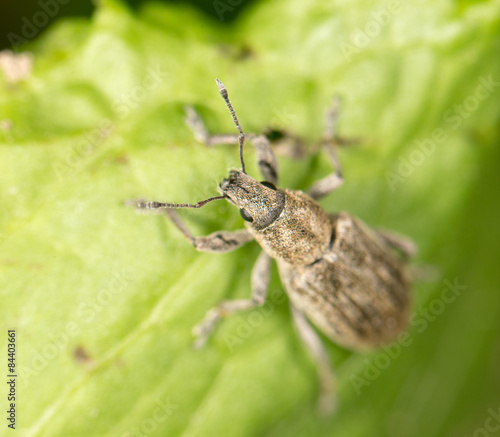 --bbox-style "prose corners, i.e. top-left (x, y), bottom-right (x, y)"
top-left (260, 181), bottom-right (277, 190)
top-left (239, 208), bottom-right (253, 222)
